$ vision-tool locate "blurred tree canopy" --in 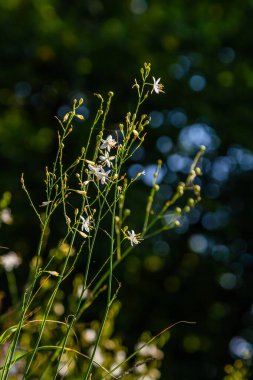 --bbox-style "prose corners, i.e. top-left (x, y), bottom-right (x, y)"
top-left (1, 0), bottom-right (253, 378)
